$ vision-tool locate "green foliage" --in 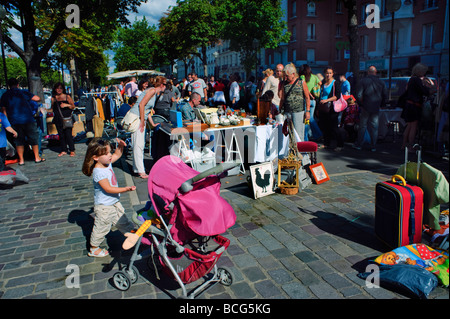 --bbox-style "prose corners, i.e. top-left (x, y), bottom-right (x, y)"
top-left (221, 0), bottom-right (290, 75)
top-left (0, 56), bottom-right (65, 89)
top-left (0, 57), bottom-right (27, 87)
top-left (112, 17), bottom-right (160, 71)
